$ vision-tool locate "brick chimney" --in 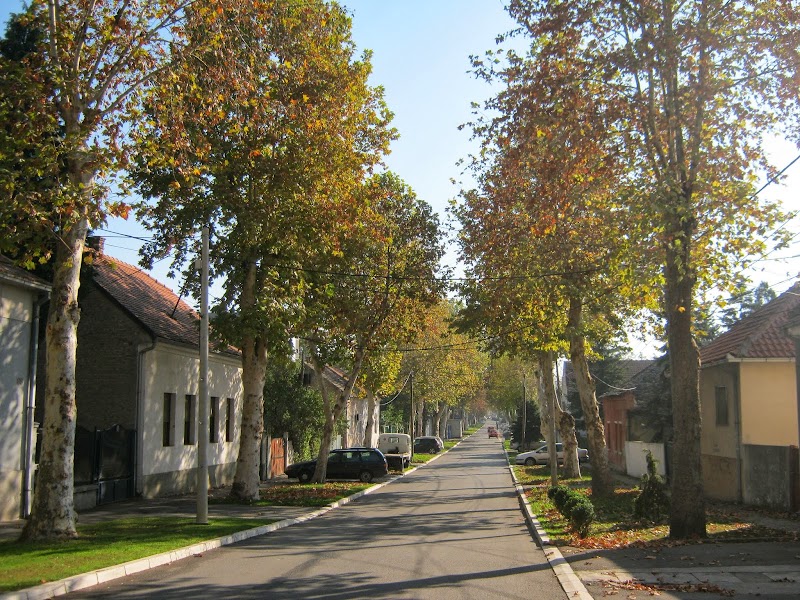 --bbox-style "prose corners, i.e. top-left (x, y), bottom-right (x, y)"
top-left (86, 236), bottom-right (105, 255)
